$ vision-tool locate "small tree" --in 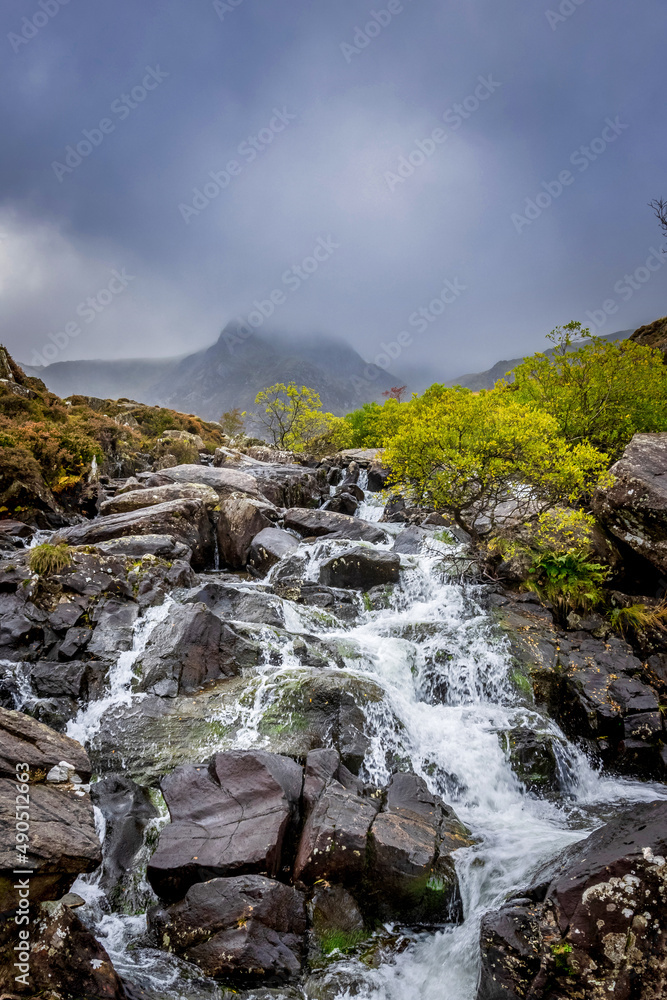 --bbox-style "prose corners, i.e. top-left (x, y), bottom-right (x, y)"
top-left (649, 197), bottom-right (667, 246)
top-left (507, 321), bottom-right (667, 458)
top-left (219, 408), bottom-right (246, 438)
top-left (383, 385), bottom-right (408, 403)
top-left (254, 382), bottom-right (323, 449)
top-left (384, 384), bottom-right (609, 539)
